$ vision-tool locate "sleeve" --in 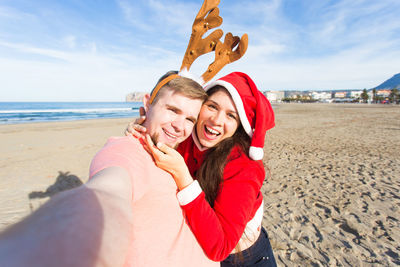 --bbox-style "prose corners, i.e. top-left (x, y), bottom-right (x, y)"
top-left (178, 159), bottom-right (265, 261)
top-left (89, 136), bottom-right (149, 202)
